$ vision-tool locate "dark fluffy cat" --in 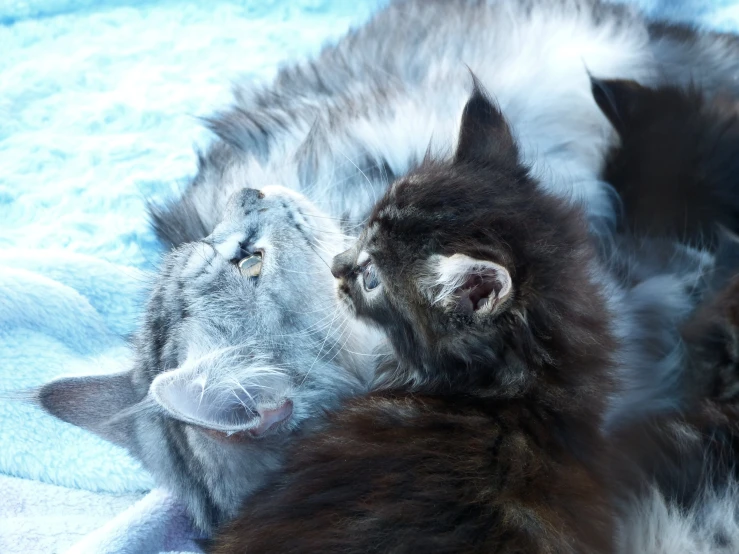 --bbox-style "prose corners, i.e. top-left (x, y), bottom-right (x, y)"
top-left (614, 269), bottom-right (739, 552)
top-left (591, 75), bottom-right (739, 409)
top-left (591, 76), bottom-right (739, 247)
top-left (589, 75), bottom-right (739, 551)
top-left (208, 84), bottom-right (618, 553)
top-left (588, 77), bottom-right (739, 361)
